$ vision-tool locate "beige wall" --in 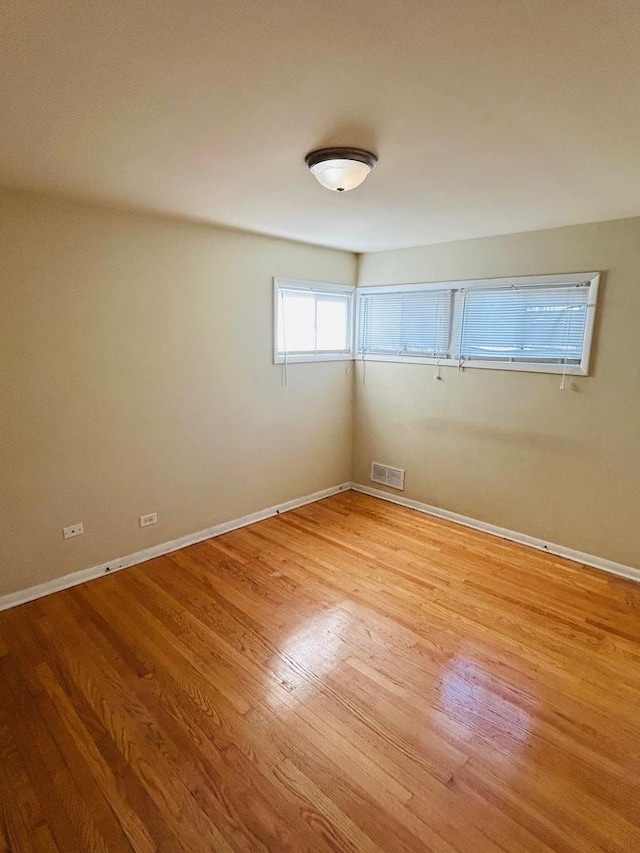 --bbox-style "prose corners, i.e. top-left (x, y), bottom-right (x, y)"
top-left (355, 218), bottom-right (640, 569)
top-left (3, 188), bottom-right (638, 600)
top-left (0, 188), bottom-right (356, 597)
